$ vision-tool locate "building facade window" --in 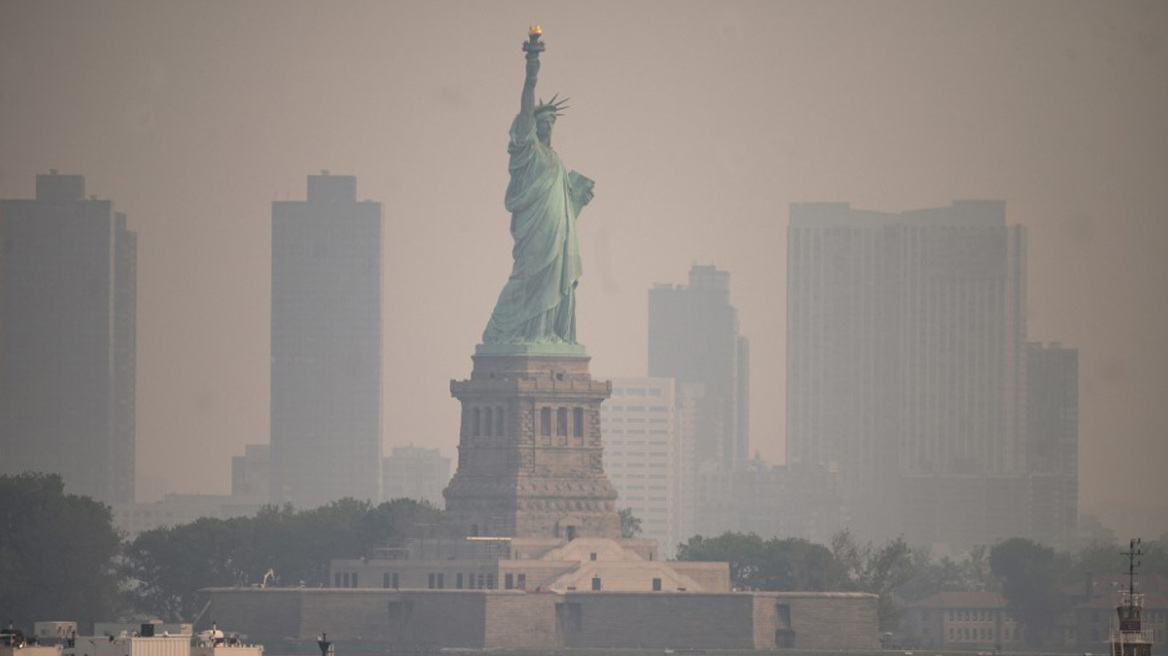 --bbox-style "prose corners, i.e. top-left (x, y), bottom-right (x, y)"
top-left (541, 408), bottom-right (551, 436)
top-left (573, 407), bottom-right (584, 436)
top-left (557, 407), bottom-right (568, 436)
